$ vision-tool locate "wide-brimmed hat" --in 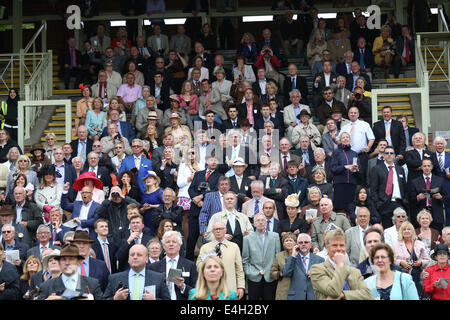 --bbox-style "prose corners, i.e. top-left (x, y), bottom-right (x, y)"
top-left (30, 143), bottom-right (46, 154)
top-left (285, 193), bottom-right (300, 208)
top-left (431, 244), bottom-right (449, 261)
top-left (141, 170), bottom-right (161, 185)
top-left (42, 249), bottom-right (60, 266)
top-left (73, 171), bottom-right (103, 191)
top-left (0, 205), bottom-right (15, 216)
top-left (55, 244), bottom-right (85, 260)
top-left (331, 104), bottom-right (345, 114)
top-left (38, 165), bottom-right (62, 179)
top-left (169, 94), bottom-right (180, 102)
top-left (70, 230), bottom-right (94, 243)
top-left (296, 109), bottom-right (311, 120)
top-left (168, 112), bottom-right (182, 121)
top-left (232, 157), bottom-right (248, 167)
top-left (147, 110), bottom-right (158, 120)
